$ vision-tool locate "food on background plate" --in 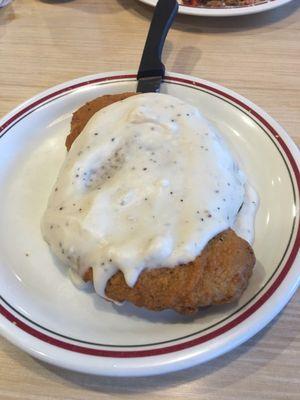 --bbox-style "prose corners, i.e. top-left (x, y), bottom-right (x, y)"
top-left (181, 0), bottom-right (268, 7)
top-left (42, 92), bottom-right (258, 315)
